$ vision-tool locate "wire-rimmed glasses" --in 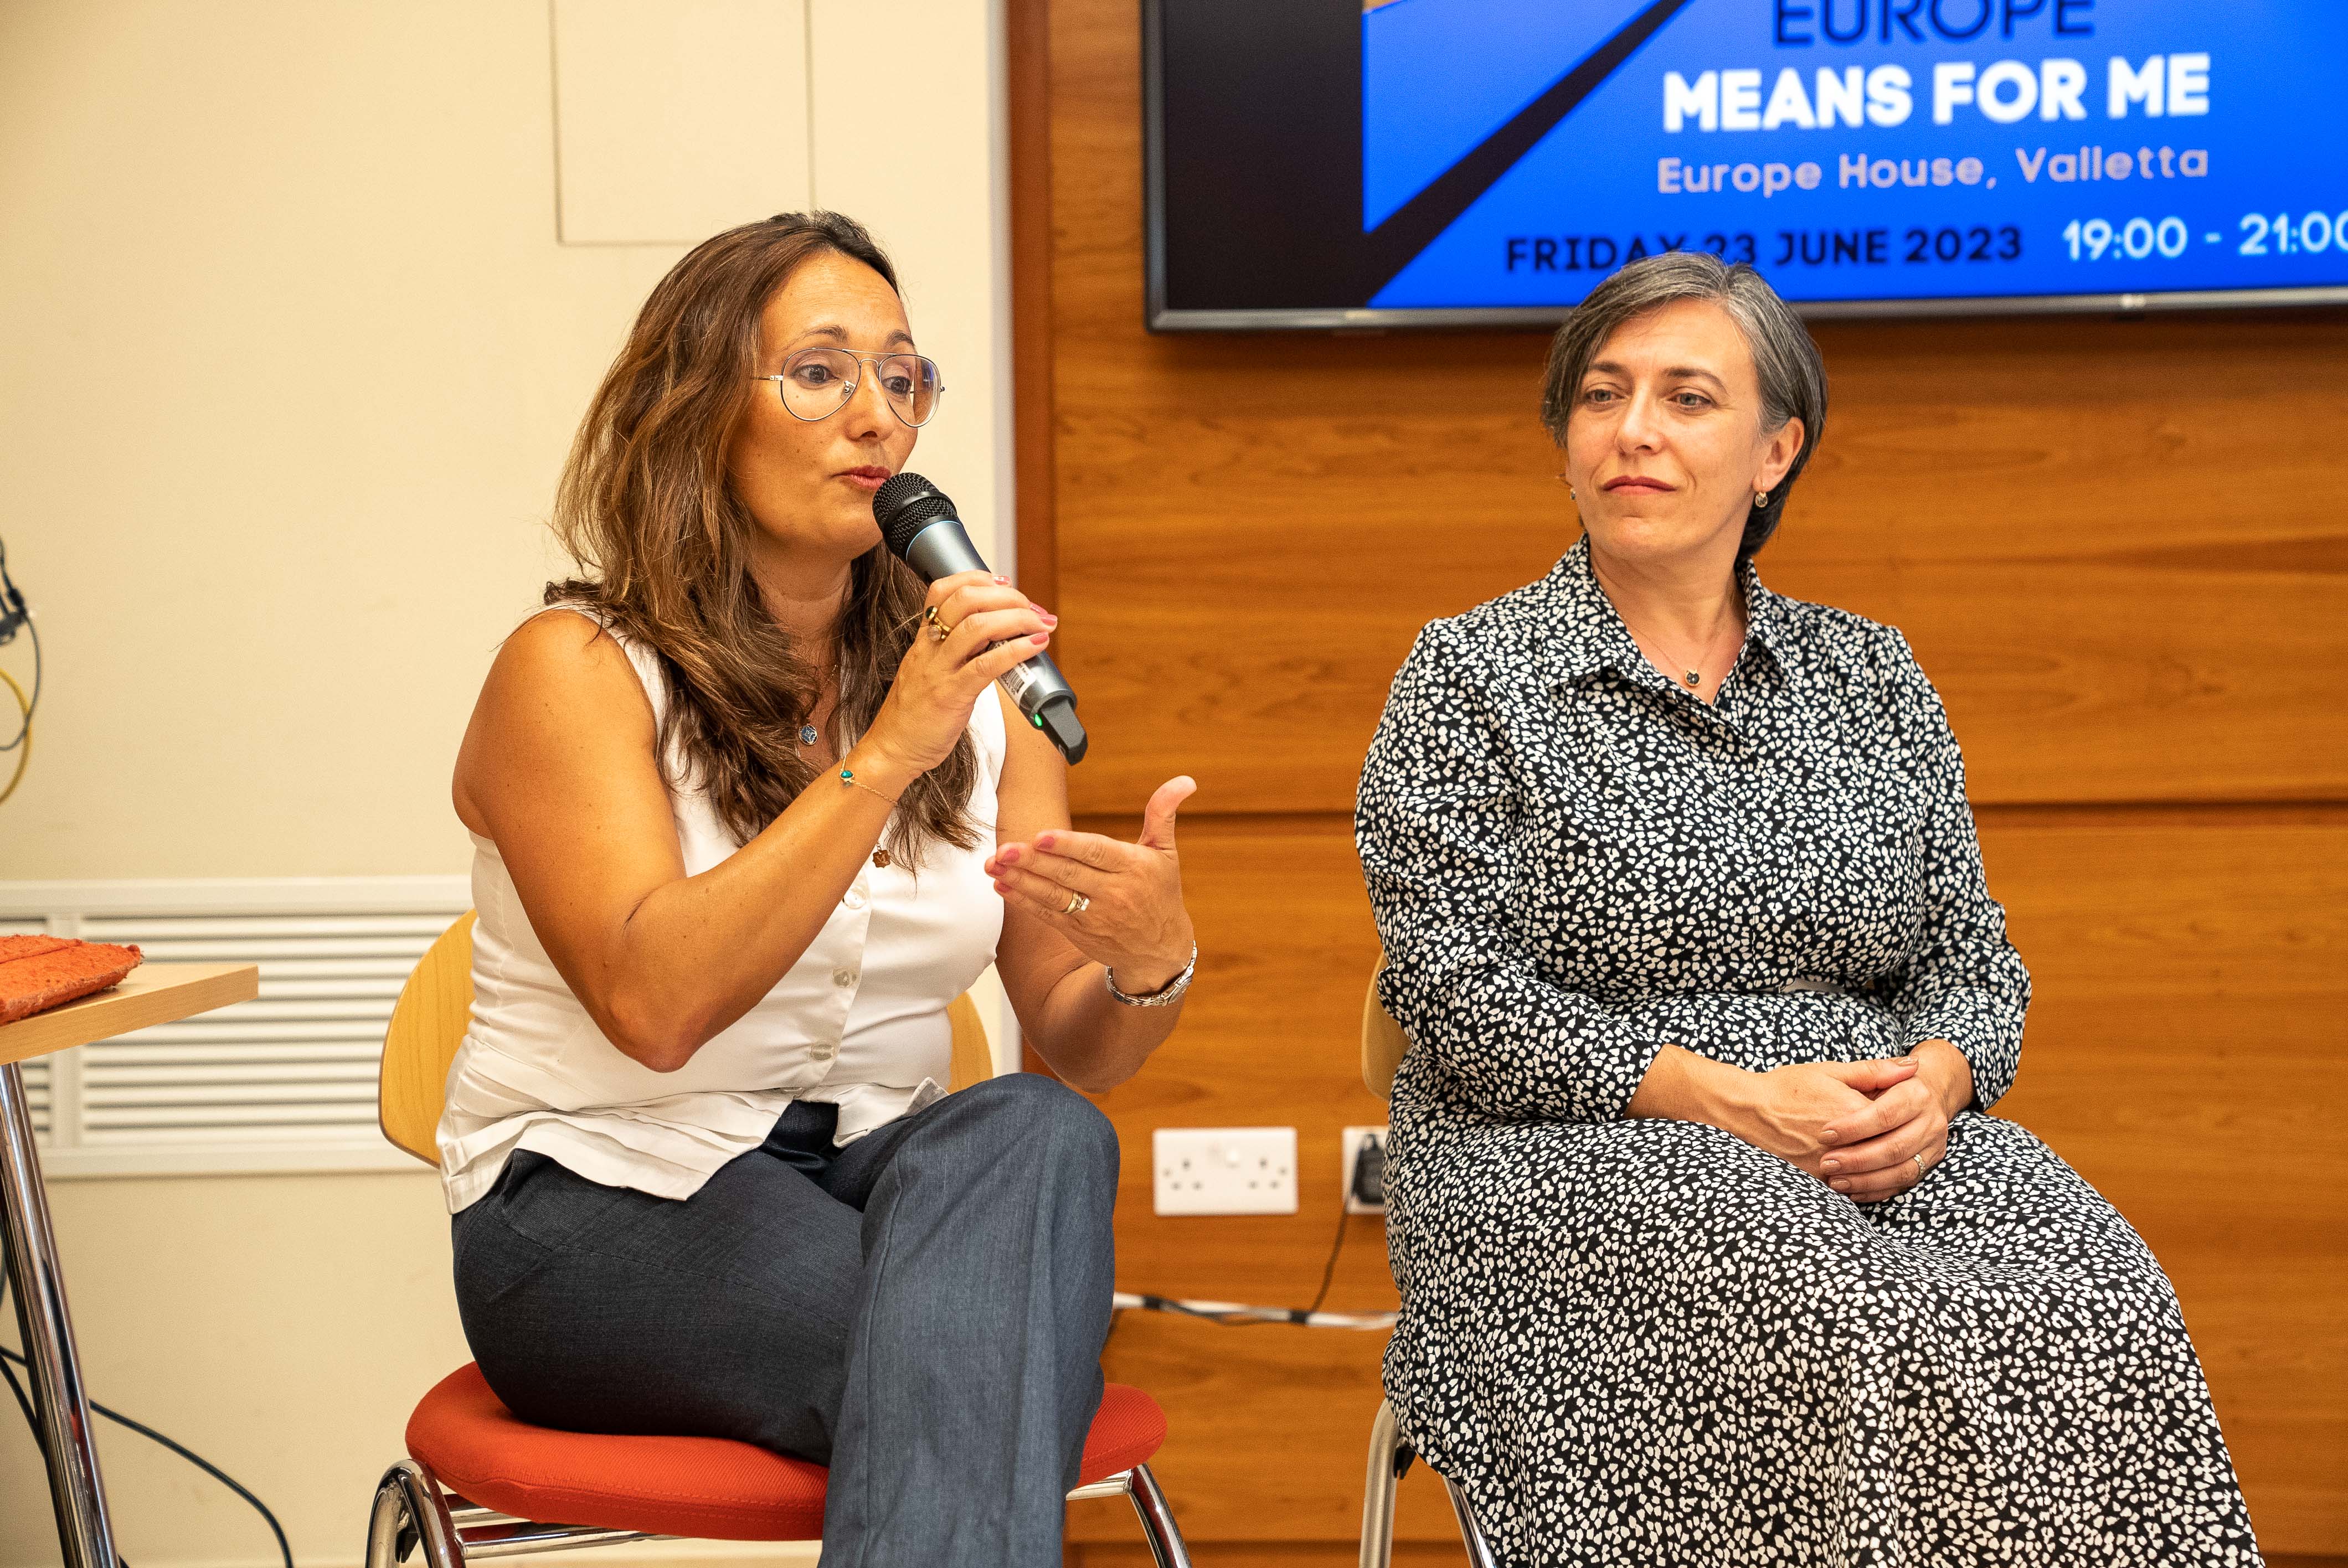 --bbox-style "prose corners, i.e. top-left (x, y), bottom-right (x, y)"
top-left (754, 348), bottom-right (944, 427)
